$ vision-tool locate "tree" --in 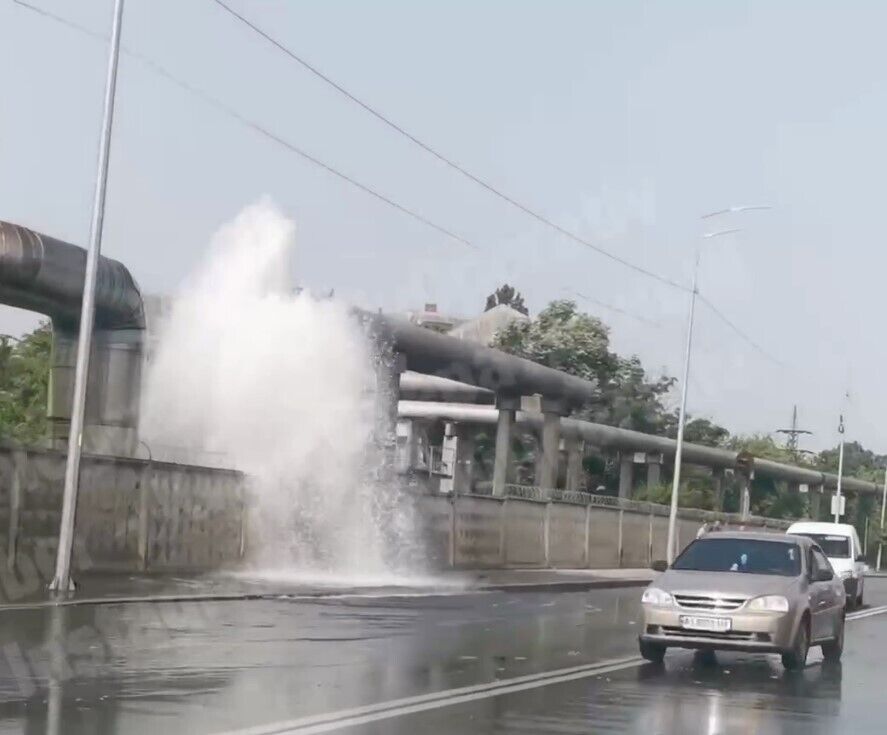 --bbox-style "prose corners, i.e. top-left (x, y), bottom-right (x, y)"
top-left (682, 418), bottom-right (731, 448)
top-left (485, 284), bottom-right (528, 316)
top-left (494, 300), bottom-right (675, 434)
top-left (0, 324), bottom-right (51, 445)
